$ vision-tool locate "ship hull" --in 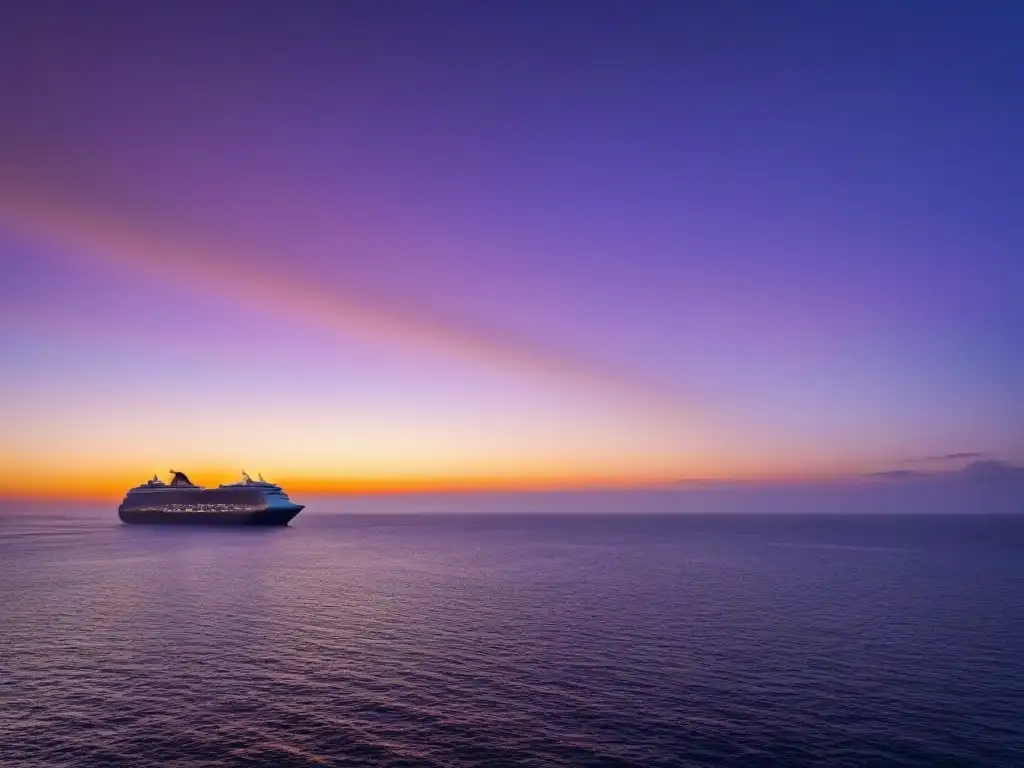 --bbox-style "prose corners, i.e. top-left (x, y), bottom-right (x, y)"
top-left (118, 504), bottom-right (304, 526)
